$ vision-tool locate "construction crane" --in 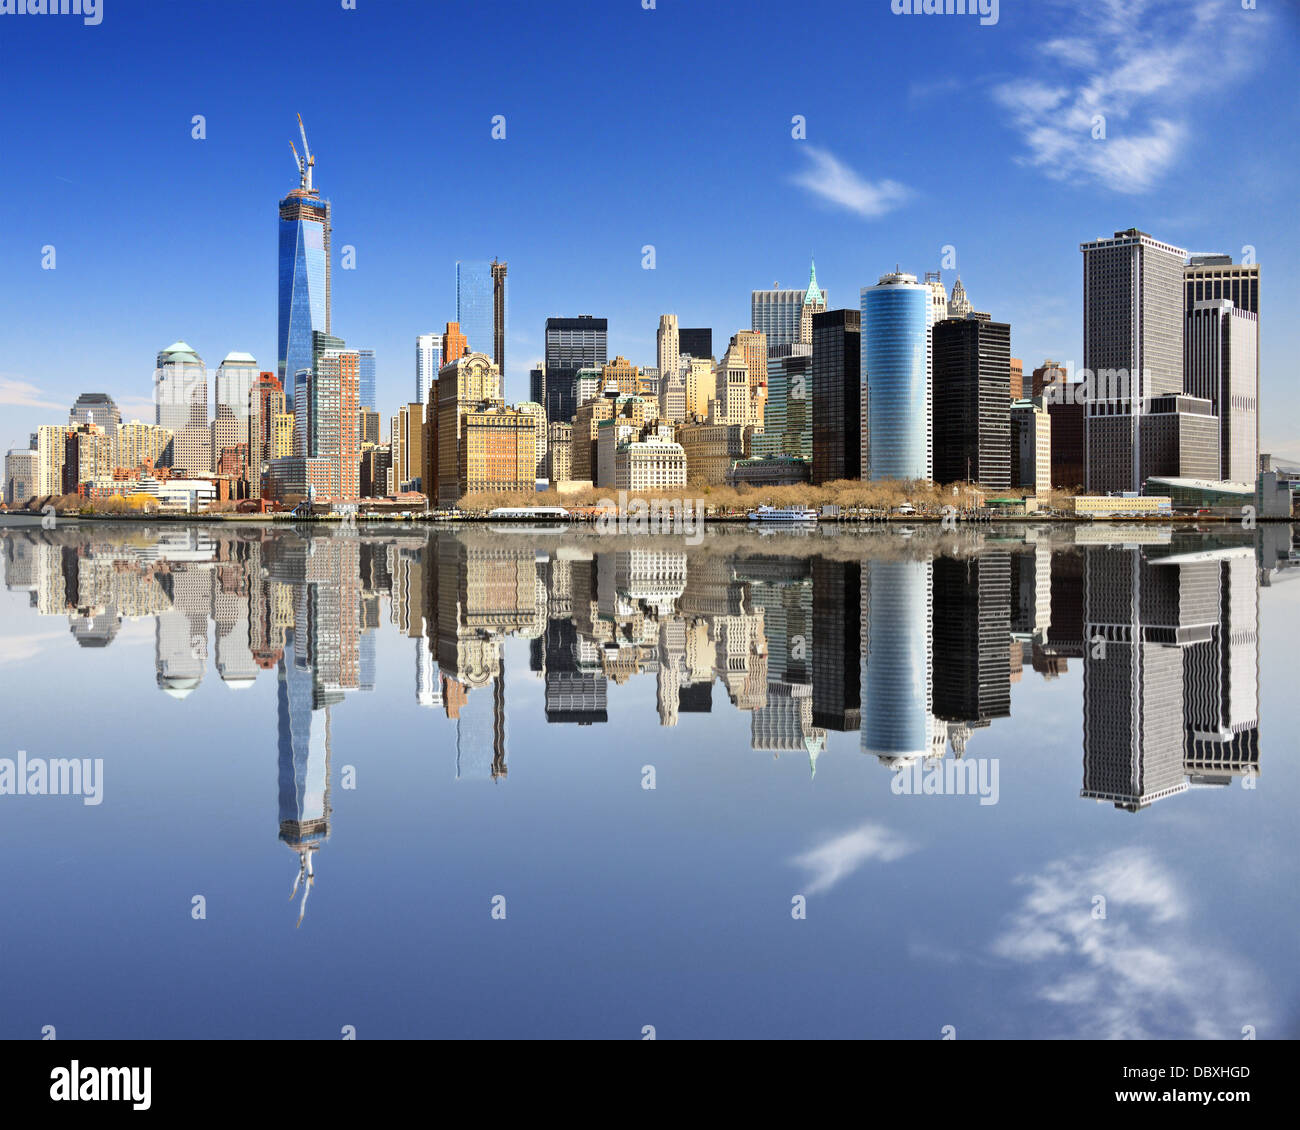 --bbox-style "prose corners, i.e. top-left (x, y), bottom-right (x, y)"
top-left (289, 113), bottom-right (315, 192)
